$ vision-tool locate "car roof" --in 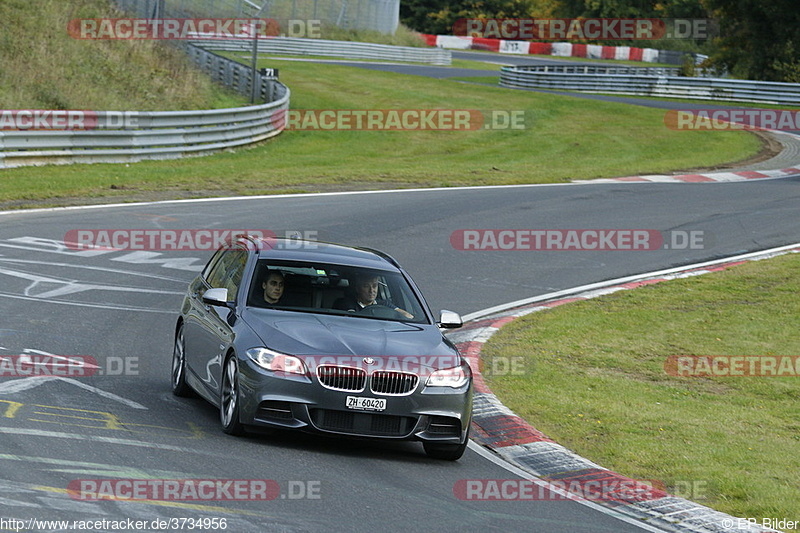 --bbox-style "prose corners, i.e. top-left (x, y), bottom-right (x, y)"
top-left (246, 237), bottom-right (402, 272)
